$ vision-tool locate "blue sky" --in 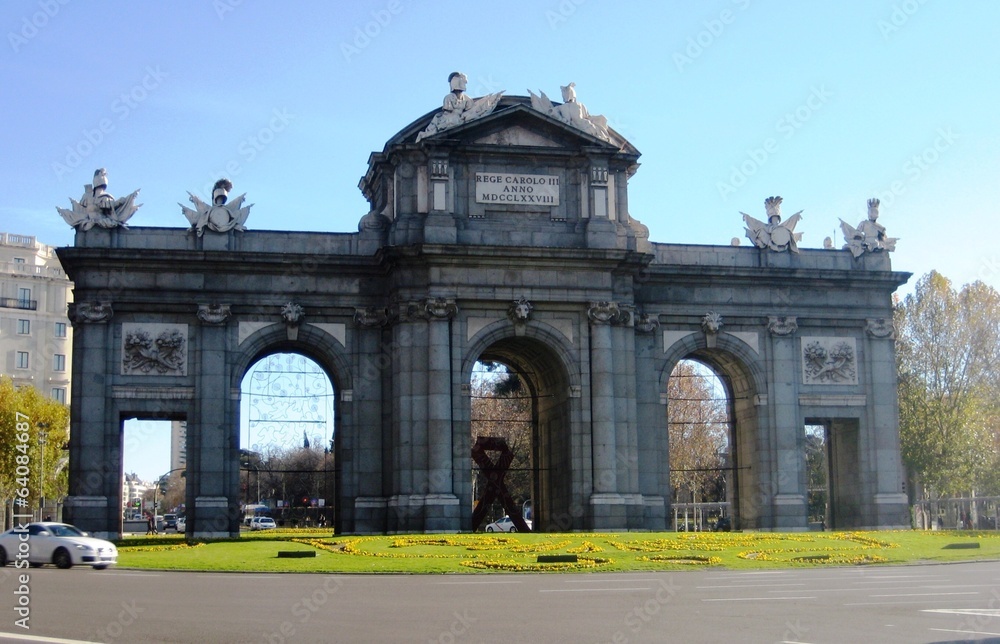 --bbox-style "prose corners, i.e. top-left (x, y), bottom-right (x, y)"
top-left (3, 1), bottom-right (998, 479)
